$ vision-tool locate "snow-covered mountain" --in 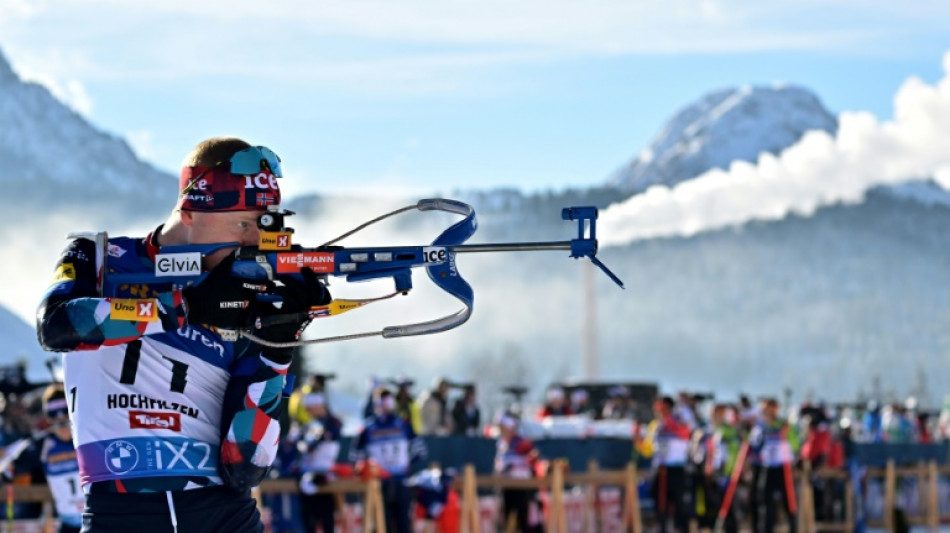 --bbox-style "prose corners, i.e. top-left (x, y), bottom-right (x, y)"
top-left (0, 305), bottom-right (50, 382)
top-left (608, 84), bottom-right (838, 194)
top-left (0, 49), bottom-right (174, 212)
